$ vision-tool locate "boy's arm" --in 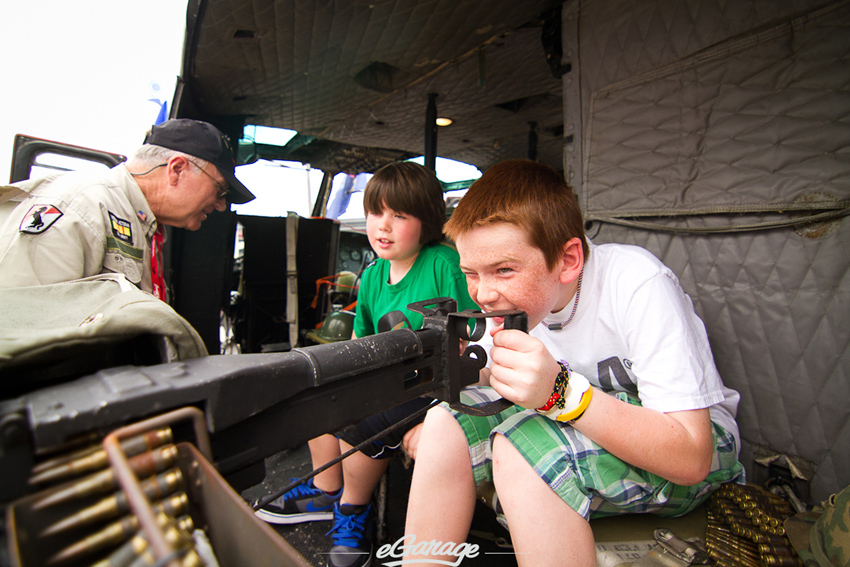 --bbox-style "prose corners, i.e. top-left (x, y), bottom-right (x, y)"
top-left (573, 394), bottom-right (714, 486)
top-left (488, 329), bottom-right (714, 486)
